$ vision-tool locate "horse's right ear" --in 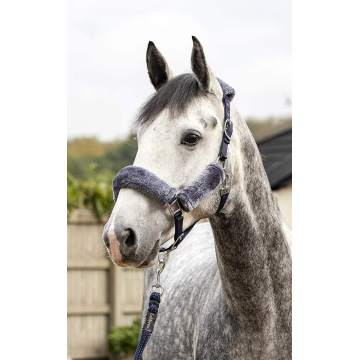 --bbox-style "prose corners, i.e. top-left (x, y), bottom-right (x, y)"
top-left (146, 41), bottom-right (172, 90)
